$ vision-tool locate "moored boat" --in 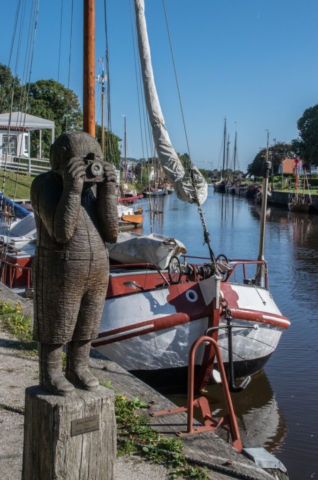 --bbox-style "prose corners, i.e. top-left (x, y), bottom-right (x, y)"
top-left (118, 193), bottom-right (143, 203)
top-left (142, 187), bottom-right (167, 197)
top-left (92, 0), bottom-right (290, 392)
top-left (93, 253), bottom-right (290, 391)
